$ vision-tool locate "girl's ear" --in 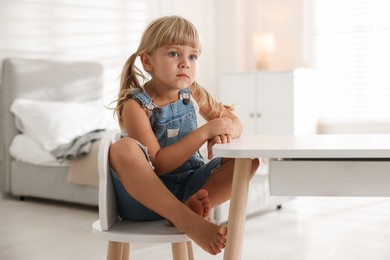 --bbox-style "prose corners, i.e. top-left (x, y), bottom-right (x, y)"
top-left (140, 52), bottom-right (153, 72)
